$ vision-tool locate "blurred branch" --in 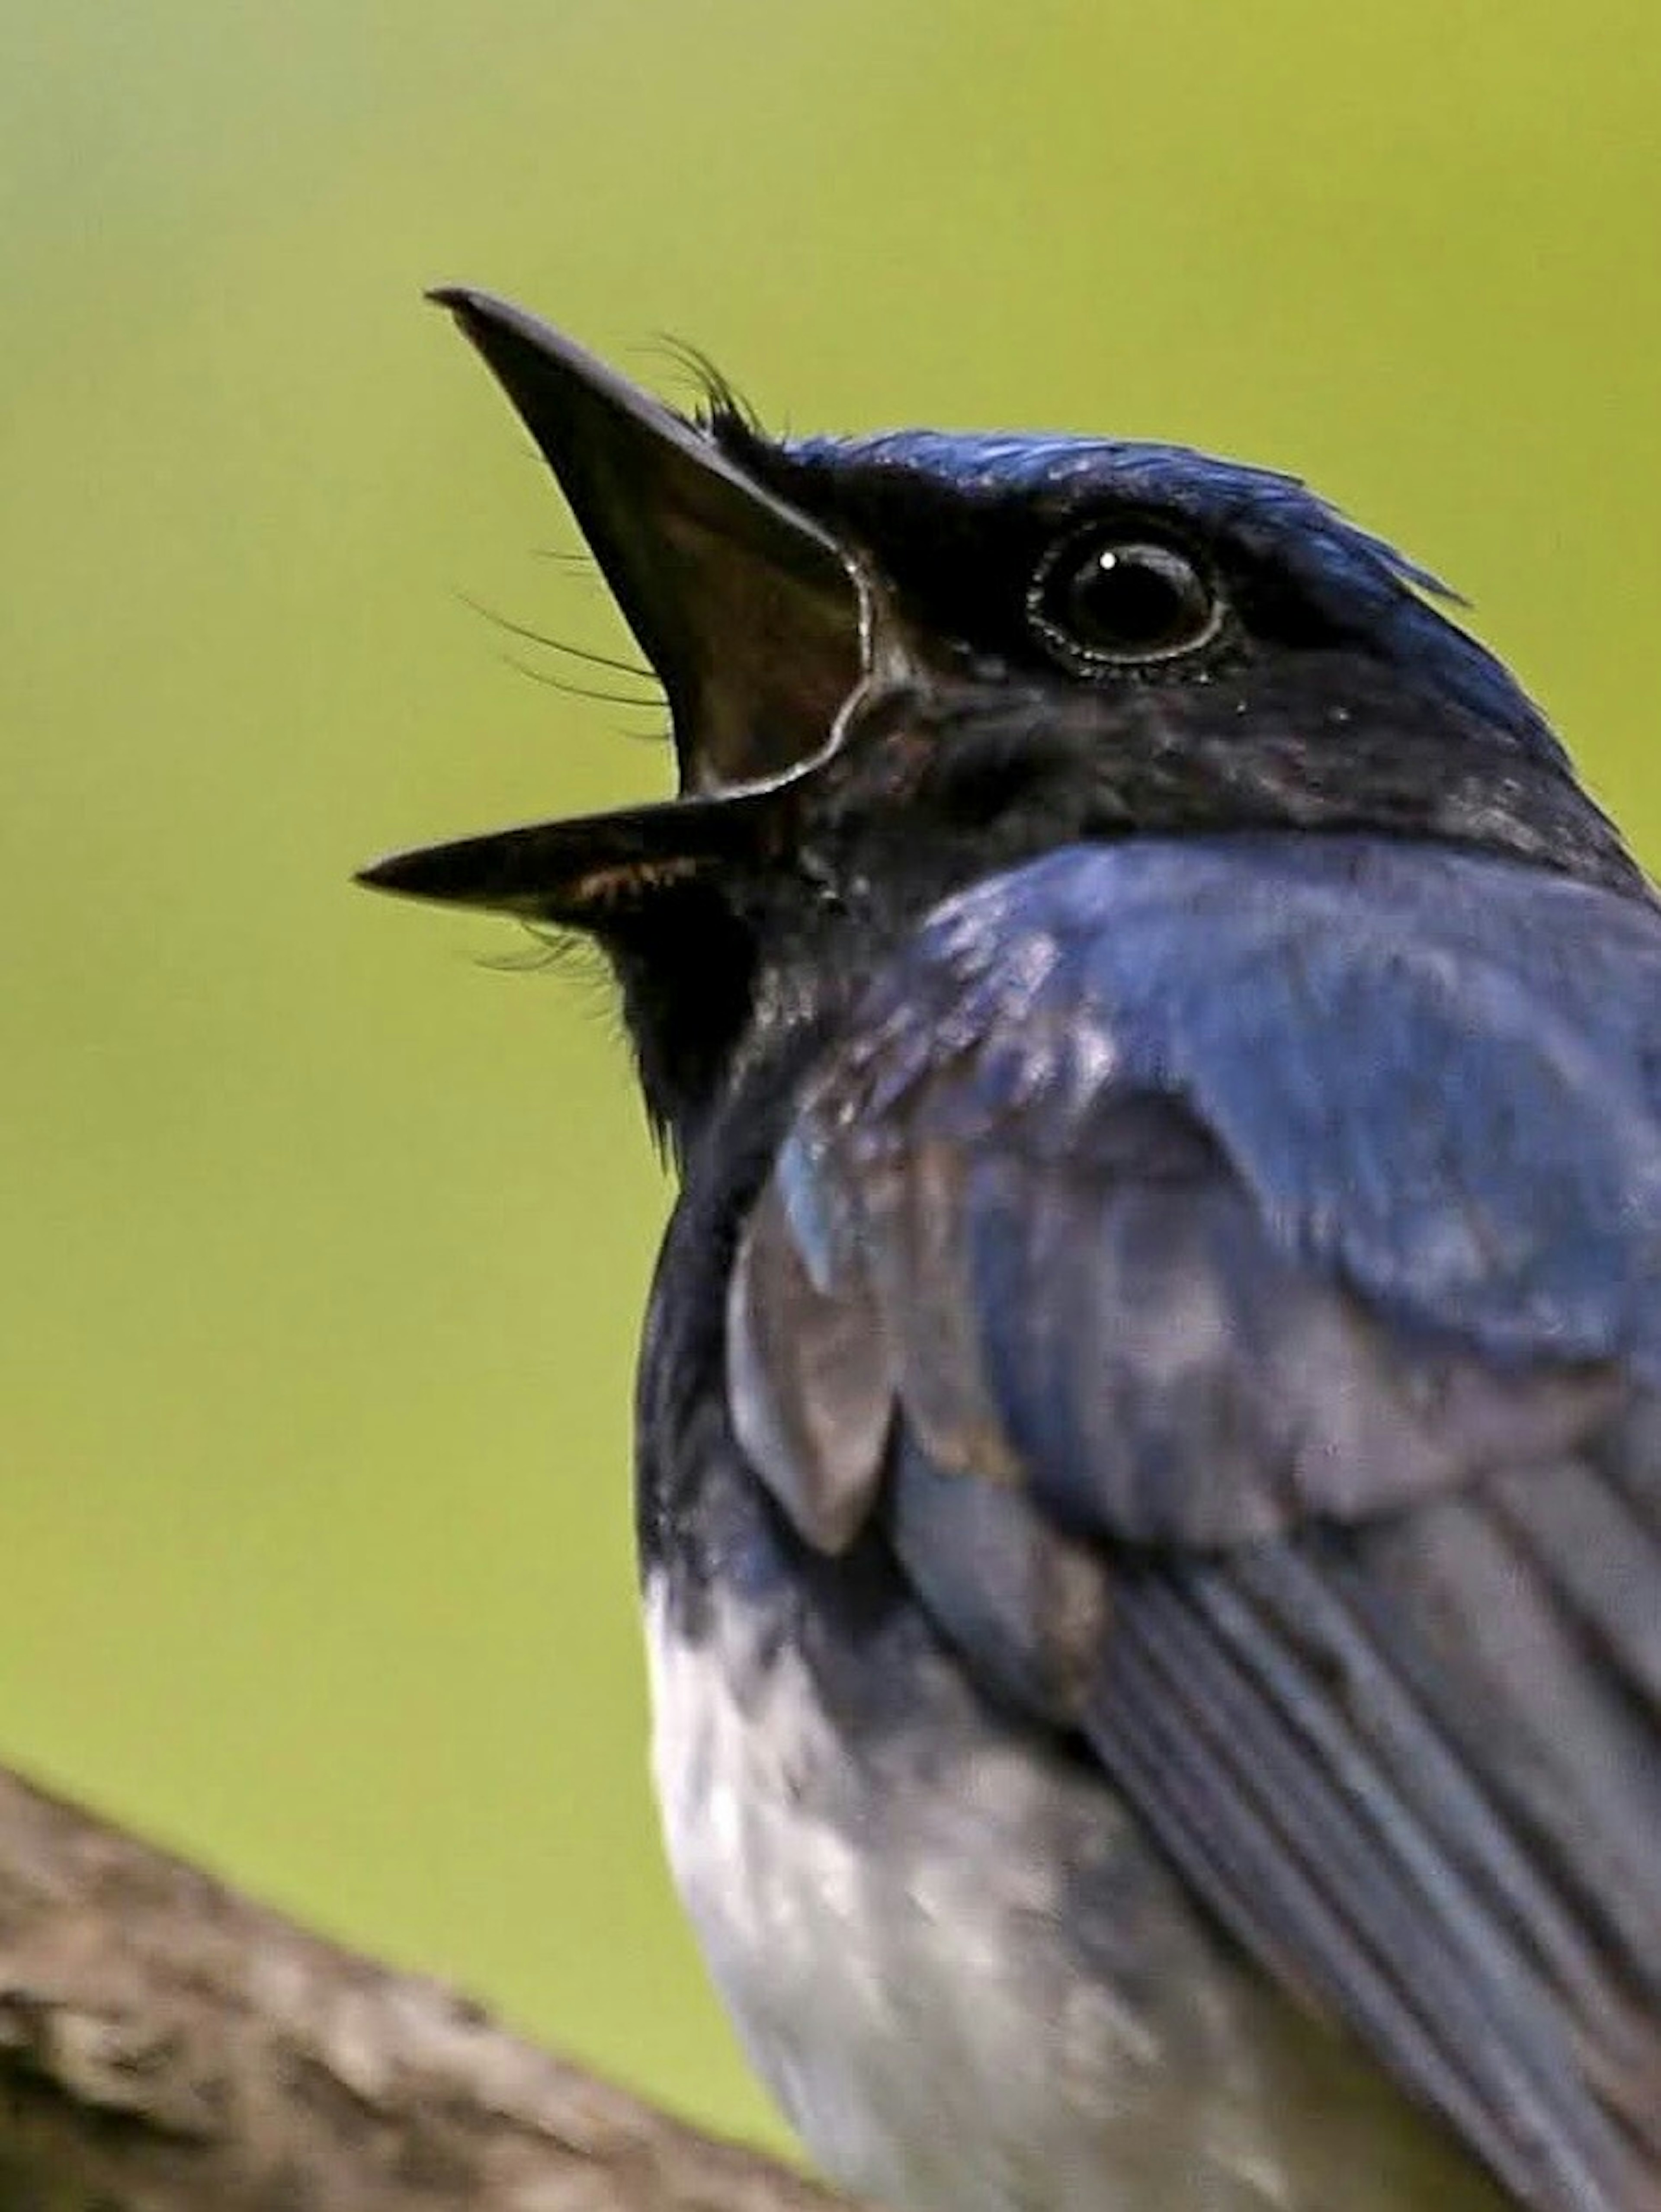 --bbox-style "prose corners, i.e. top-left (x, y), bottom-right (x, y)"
top-left (0, 1763), bottom-right (849, 2212)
